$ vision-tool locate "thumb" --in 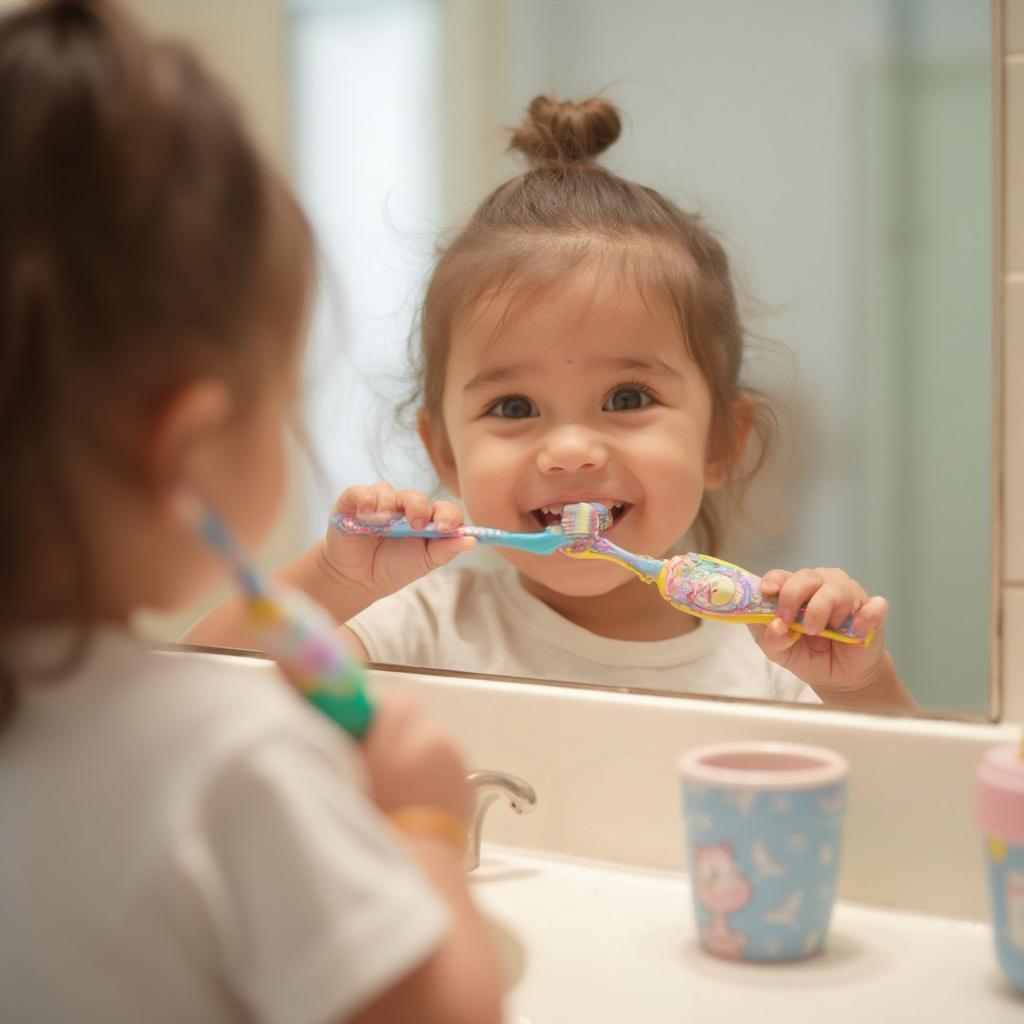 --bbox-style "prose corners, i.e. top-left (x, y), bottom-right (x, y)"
top-left (752, 617), bottom-right (800, 660)
top-left (424, 535), bottom-right (476, 570)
